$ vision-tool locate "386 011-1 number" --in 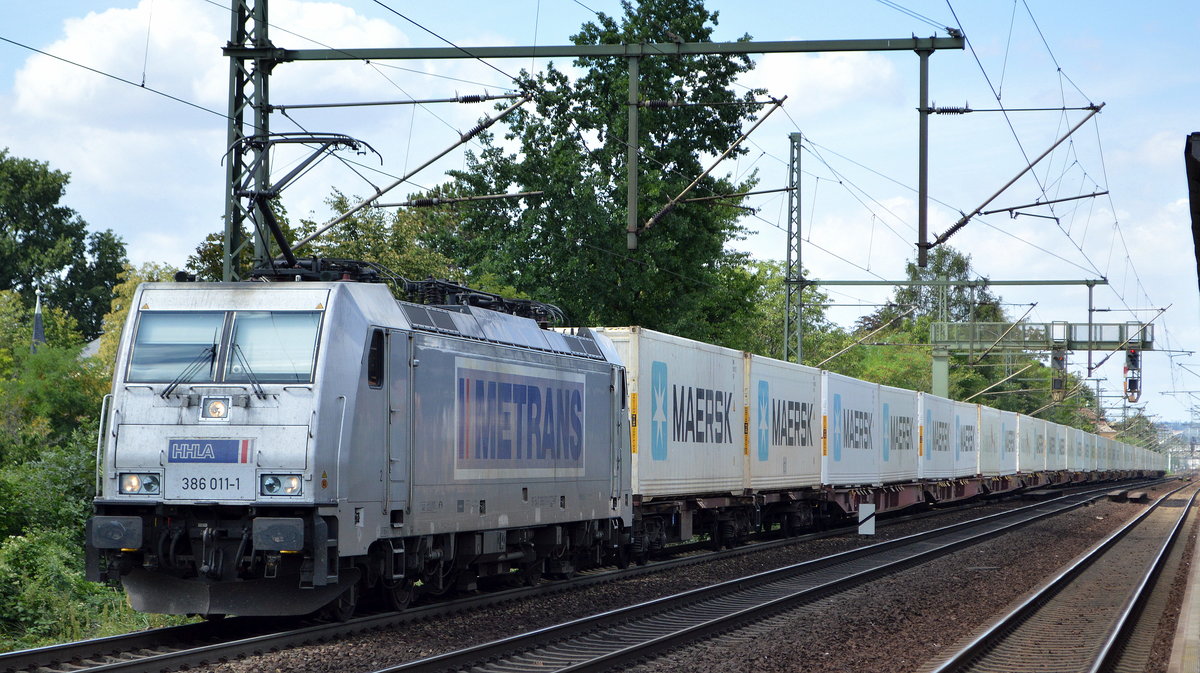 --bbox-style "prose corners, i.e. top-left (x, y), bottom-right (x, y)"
top-left (179, 476), bottom-right (241, 491)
